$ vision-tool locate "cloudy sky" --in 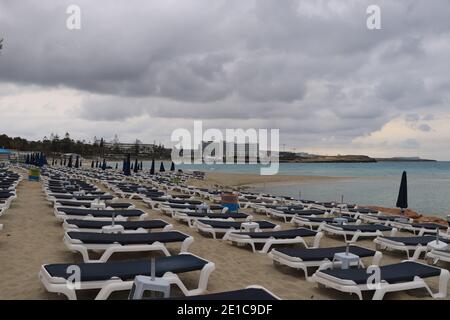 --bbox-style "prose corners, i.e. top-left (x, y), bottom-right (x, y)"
top-left (0, 0), bottom-right (449, 159)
